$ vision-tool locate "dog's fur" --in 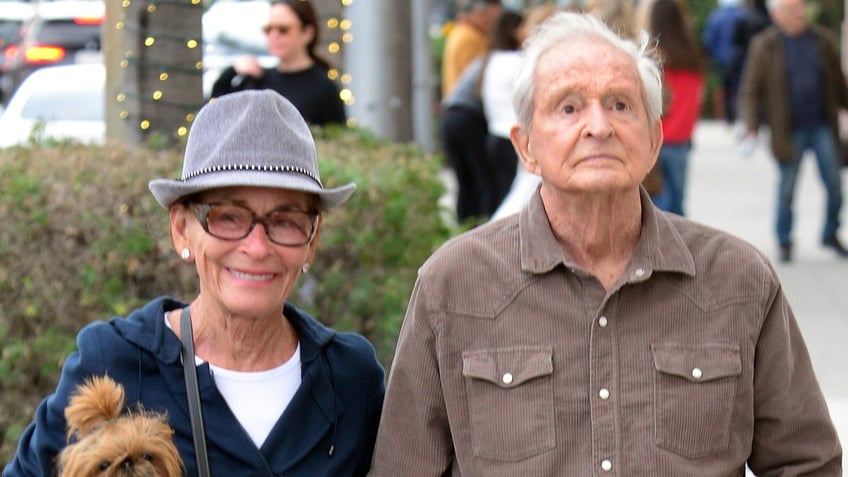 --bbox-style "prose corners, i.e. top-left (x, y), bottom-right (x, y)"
top-left (58, 375), bottom-right (183, 477)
